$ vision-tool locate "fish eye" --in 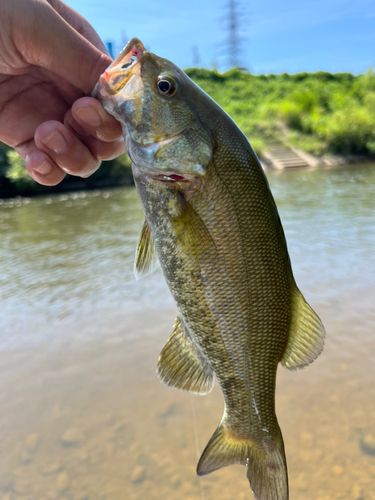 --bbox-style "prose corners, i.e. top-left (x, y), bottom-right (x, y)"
top-left (157, 77), bottom-right (177, 97)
